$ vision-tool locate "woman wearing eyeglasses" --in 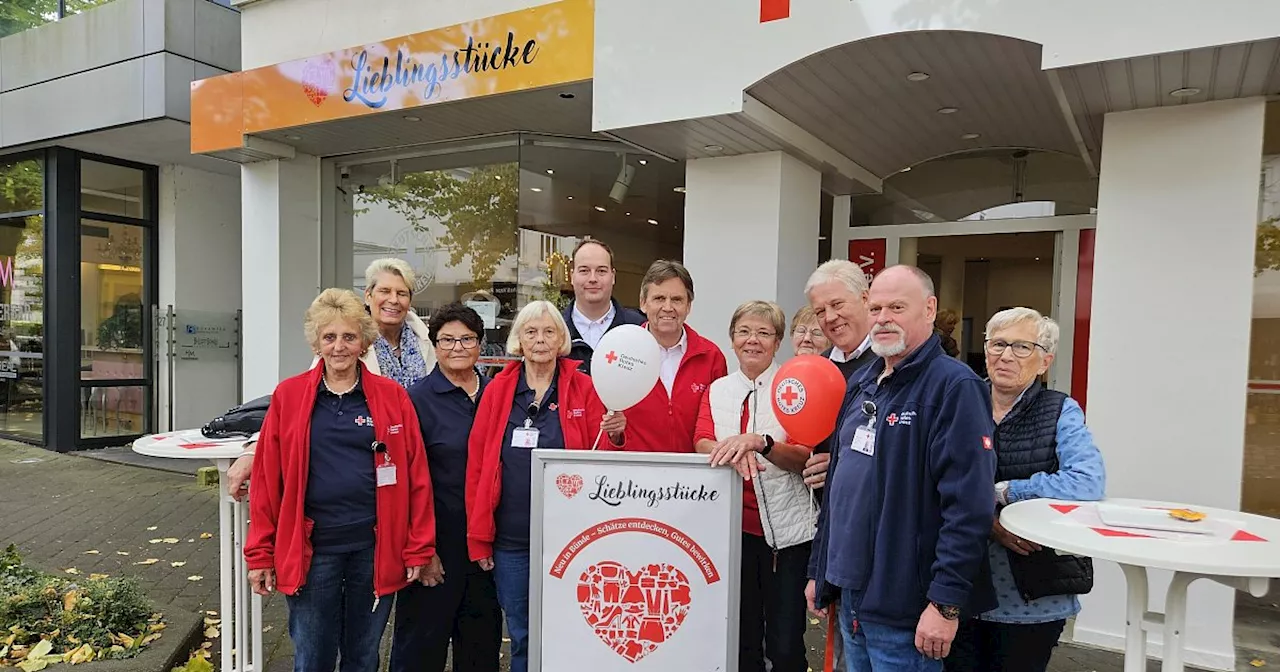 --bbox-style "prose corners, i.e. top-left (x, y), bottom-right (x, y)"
top-left (694, 300), bottom-right (818, 672)
top-left (789, 305), bottom-right (831, 356)
top-left (393, 303), bottom-right (502, 672)
top-left (946, 308), bottom-right (1106, 672)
